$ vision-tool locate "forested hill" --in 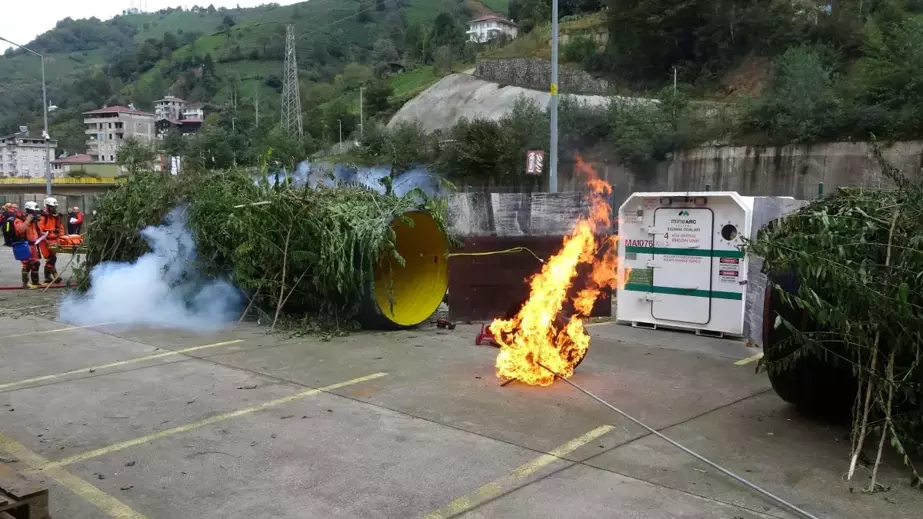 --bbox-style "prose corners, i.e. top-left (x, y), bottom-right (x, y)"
top-left (0, 0), bottom-right (508, 154)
